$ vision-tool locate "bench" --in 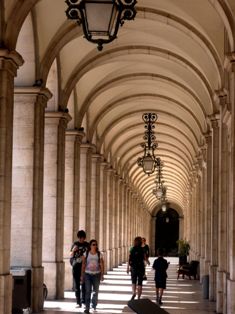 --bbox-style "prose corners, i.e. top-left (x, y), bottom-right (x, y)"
top-left (177, 260), bottom-right (199, 280)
